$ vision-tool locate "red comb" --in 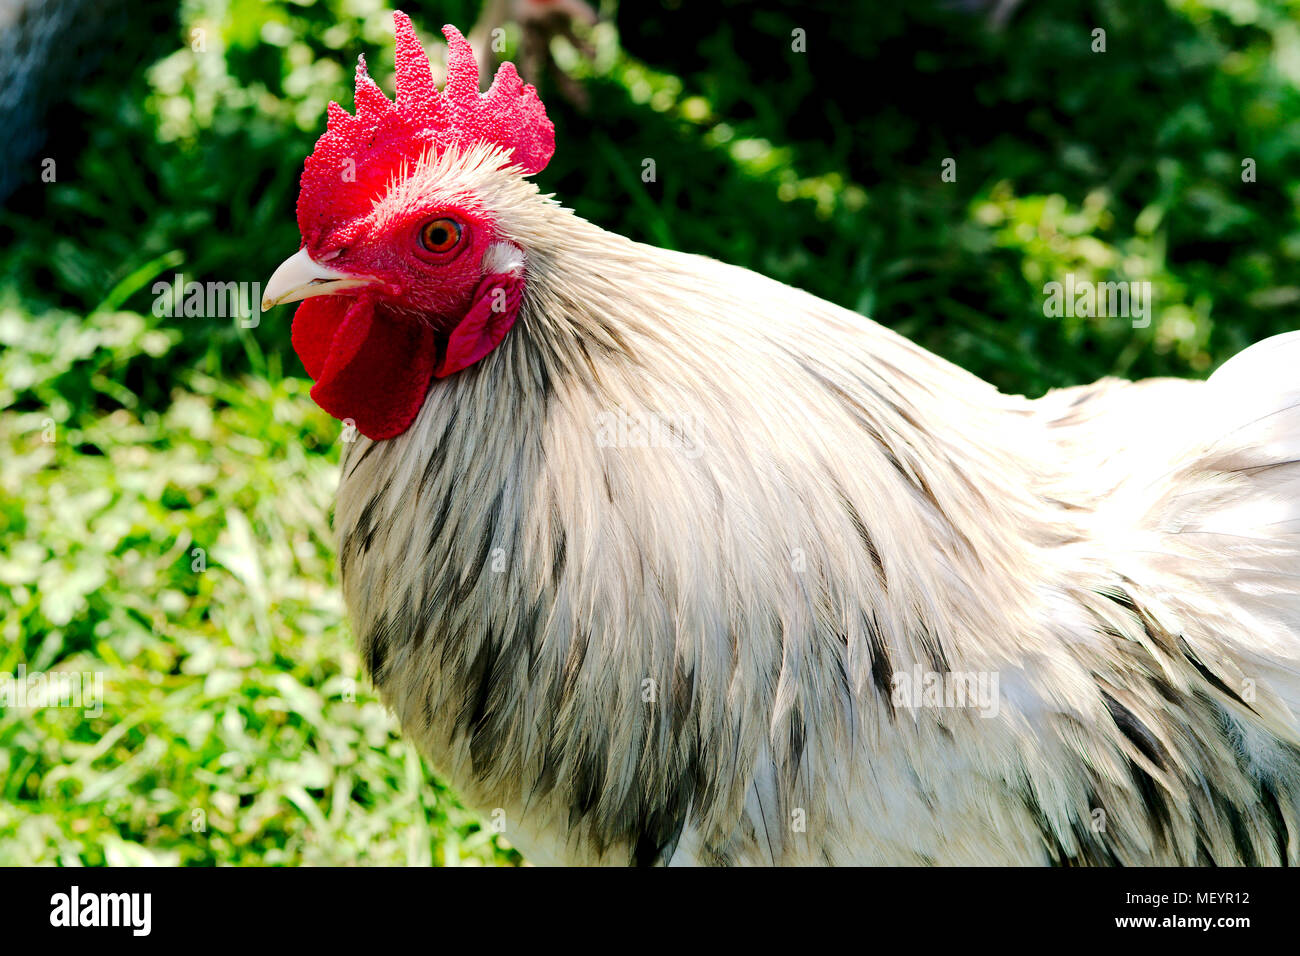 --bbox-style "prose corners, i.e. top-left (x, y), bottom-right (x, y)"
top-left (297, 11), bottom-right (554, 244)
